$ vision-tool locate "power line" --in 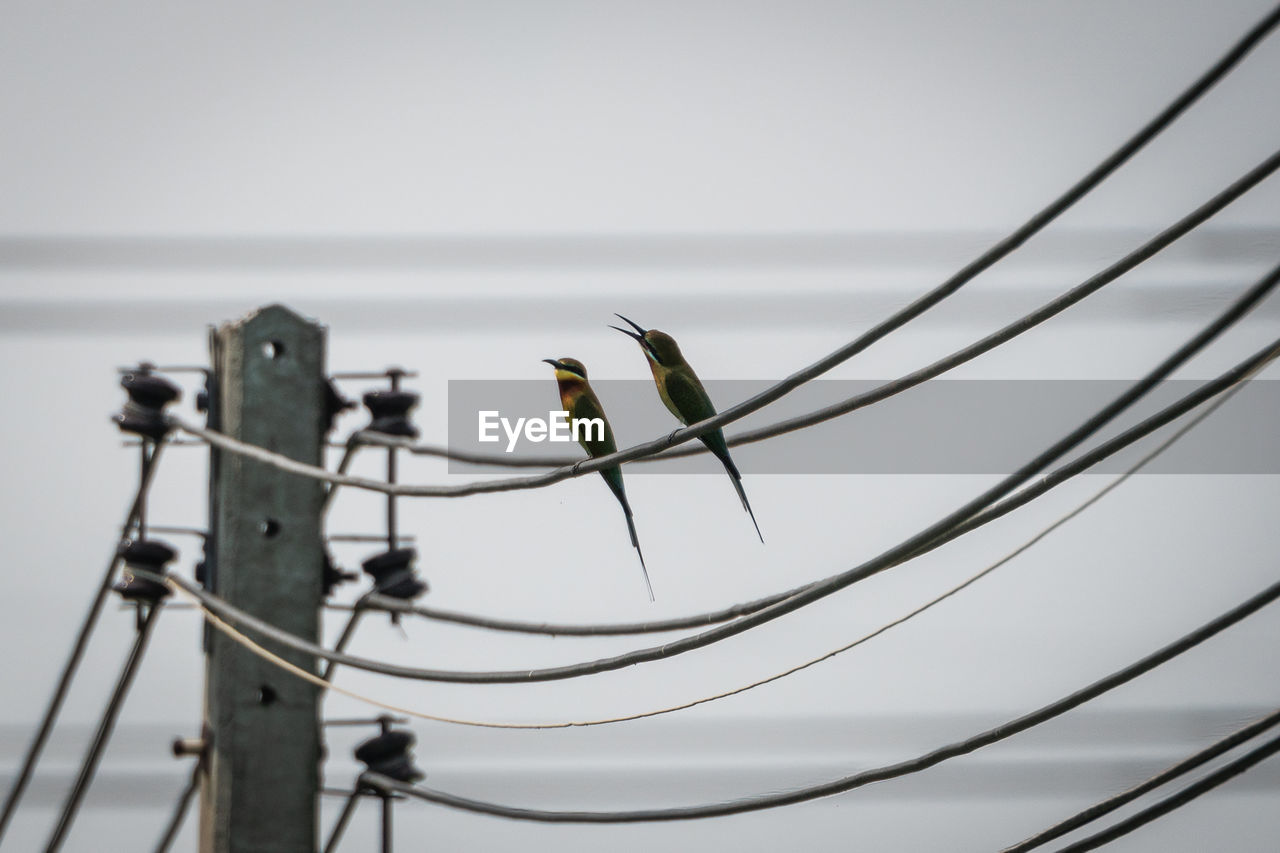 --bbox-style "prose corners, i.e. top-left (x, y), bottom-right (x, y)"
top-left (353, 574), bottom-right (1280, 821)
top-left (1049, 731), bottom-right (1280, 853)
top-left (321, 789), bottom-right (363, 853)
top-left (148, 267), bottom-right (1280, 685)
top-left (158, 334), bottom-right (1280, 687)
top-left (358, 339), bottom-right (1267, 640)
top-left (9, 4), bottom-right (1272, 844)
top-left (168, 144), bottom-right (1280, 499)
top-left (44, 601), bottom-right (165, 852)
top-left (360, 591), bottom-right (779, 636)
top-left (158, 363), bottom-right (1261, 730)
top-left (0, 439), bottom-right (166, 846)
top-left (1001, 707), bottom-right (1280, 852)
top-left (320, 594), bottom-right (373, 686)
top-left (909, 348), bottom-right (1280, 552)
top-left (141, 331), bottom-right (1280, 692)
top-left (285, 2), bottom-right (1280, 475)
top-left (152, 759), bottom-right (201, 853)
